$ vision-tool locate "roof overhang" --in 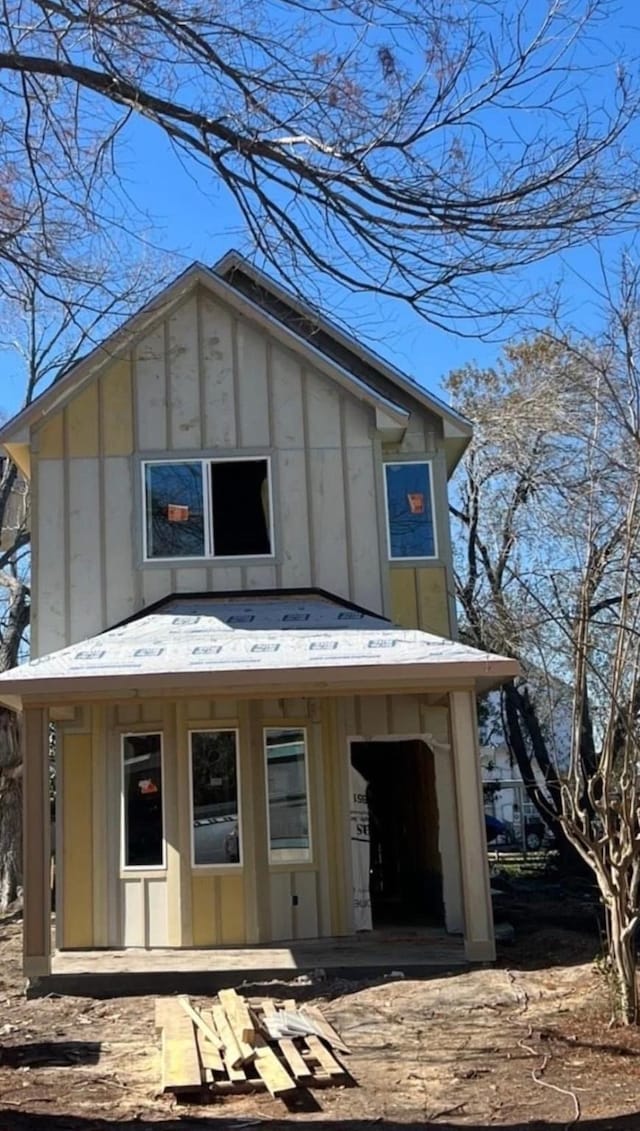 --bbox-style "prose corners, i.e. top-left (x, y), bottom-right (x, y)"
top-left (0, 595), bottom-right (519, 711)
